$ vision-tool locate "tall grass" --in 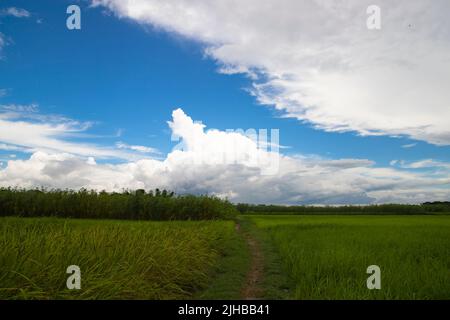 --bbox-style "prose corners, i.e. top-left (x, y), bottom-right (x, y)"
top-left (0, 217), bottom-right (237, 299)
top-left (247, 215), bottom-right (450, 299)
top-left (0, 188), bottom-right (237, 220)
